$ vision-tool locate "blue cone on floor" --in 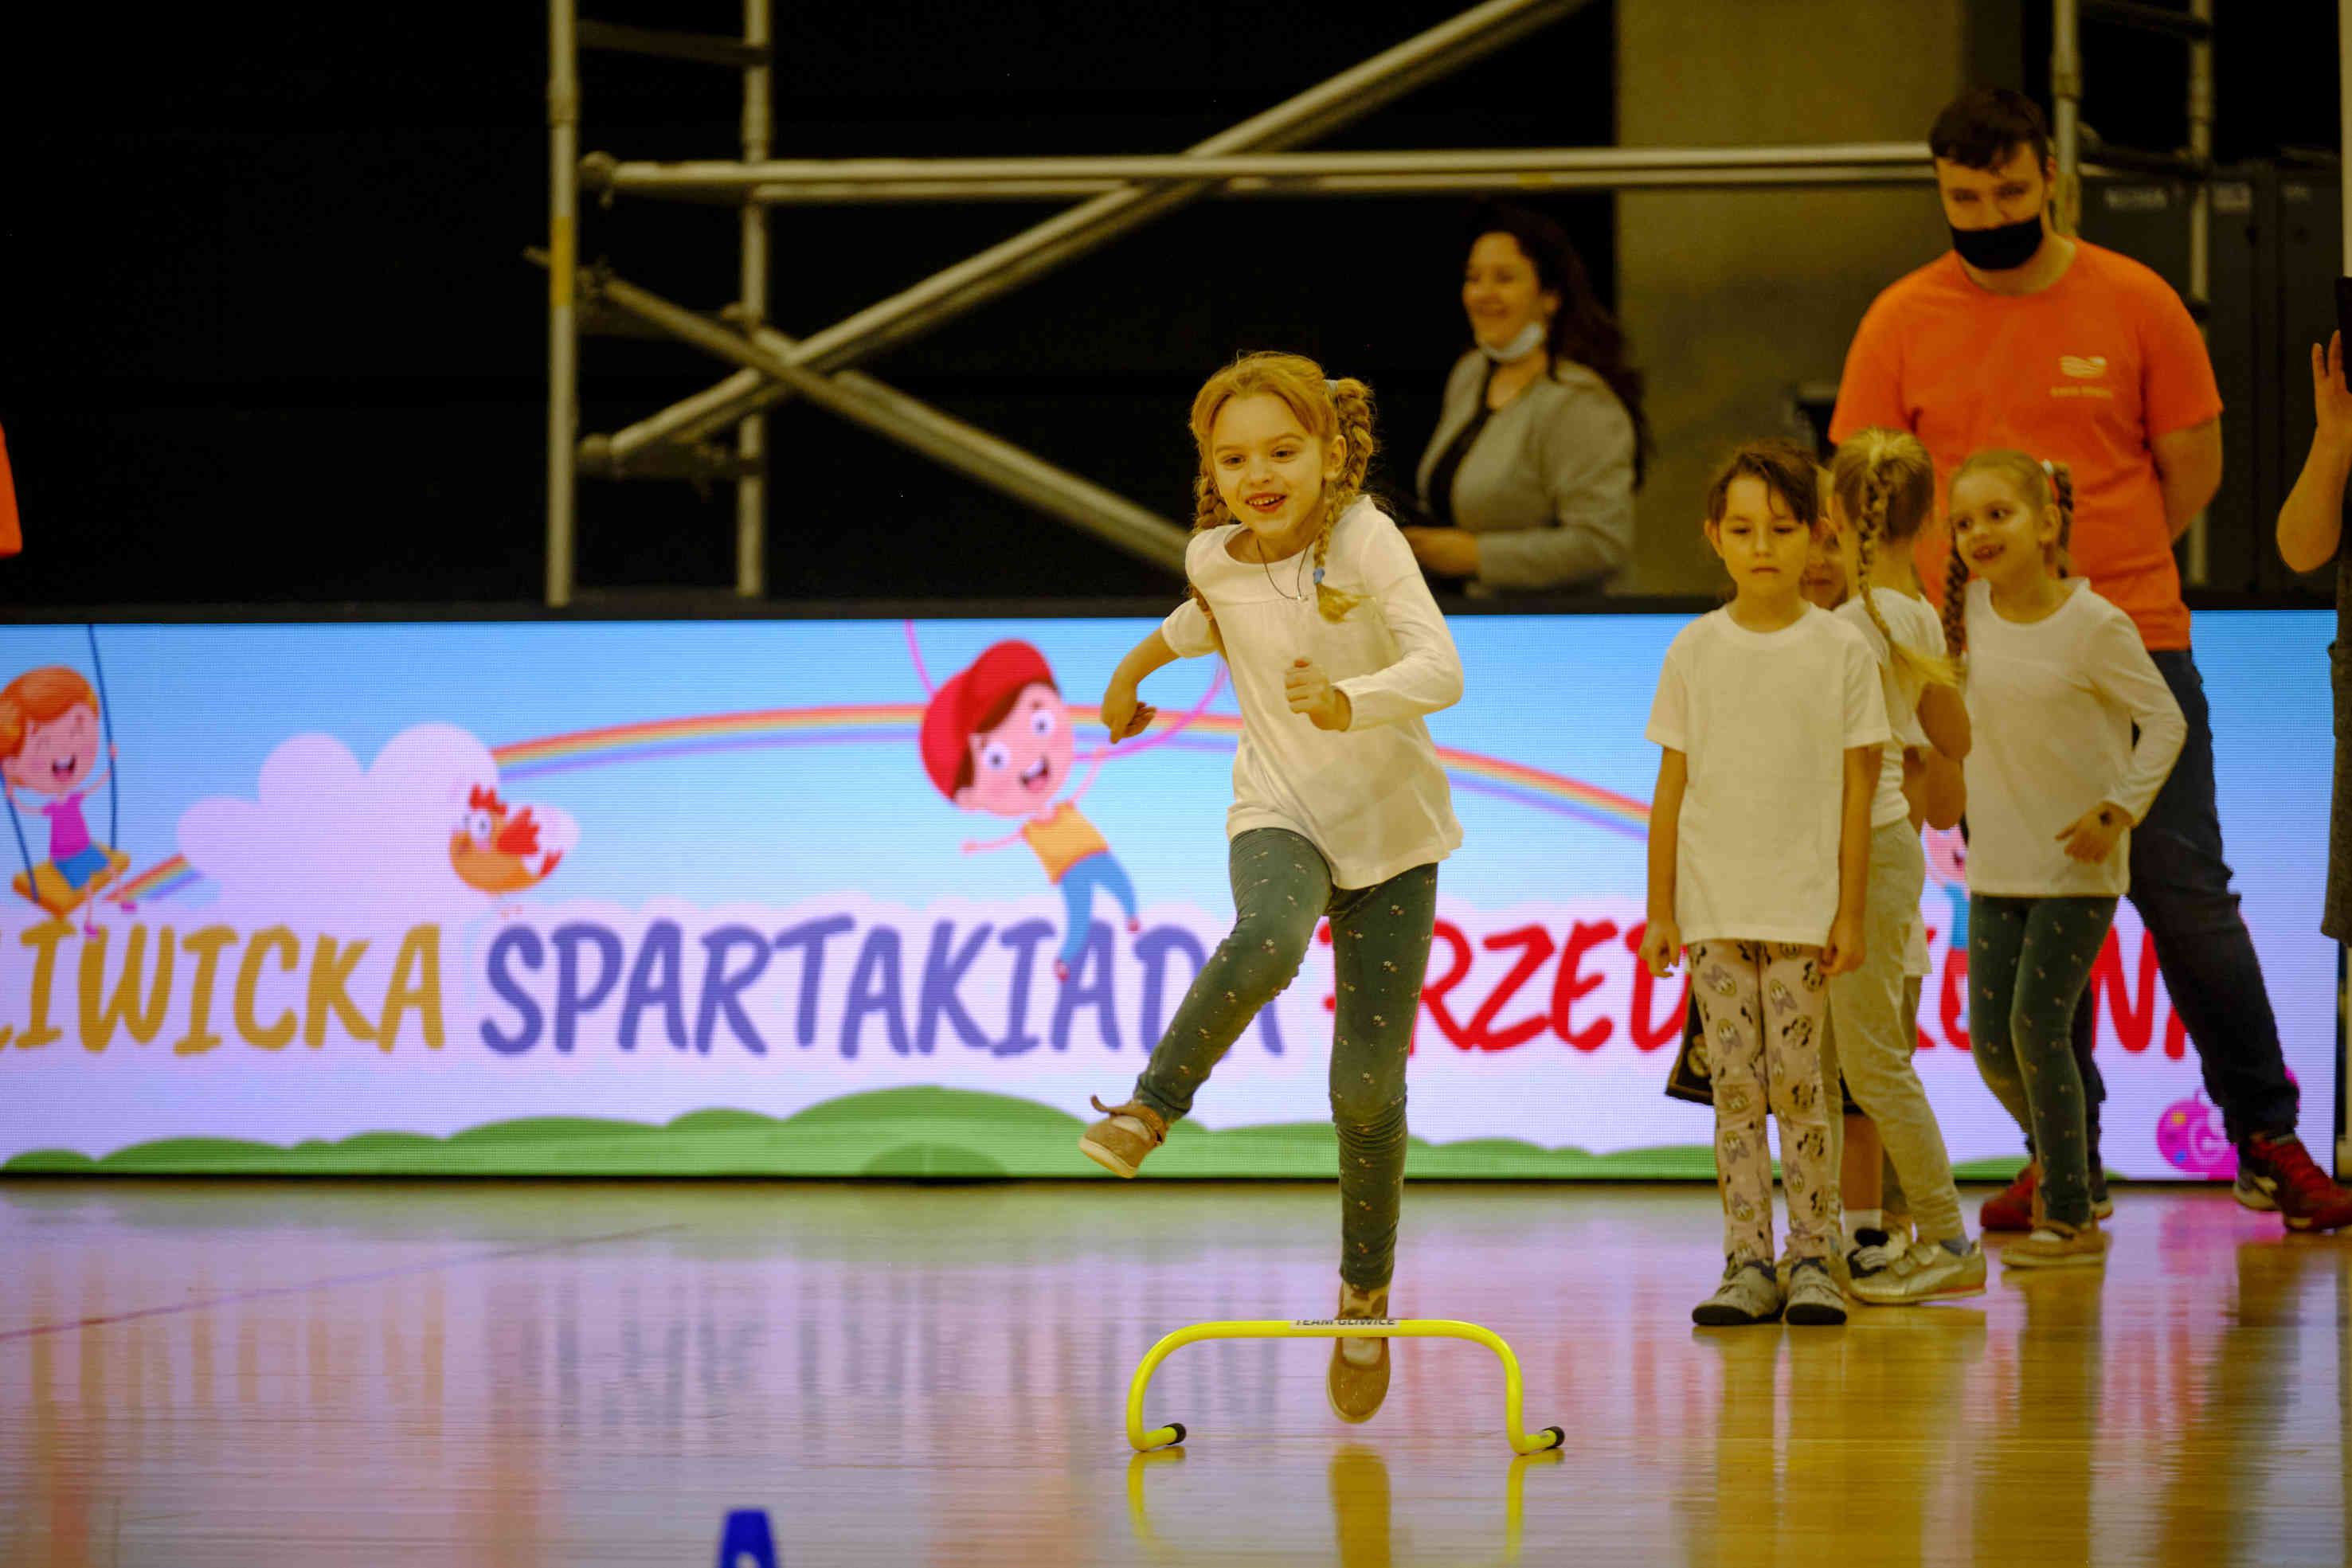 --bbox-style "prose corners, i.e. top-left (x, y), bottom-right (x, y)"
top-left (717, 1507), bottom-right (777, 1568)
